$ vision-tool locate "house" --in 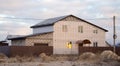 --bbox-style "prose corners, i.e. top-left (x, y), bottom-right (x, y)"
top-left (8, 15), bottom-right (108, 54)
